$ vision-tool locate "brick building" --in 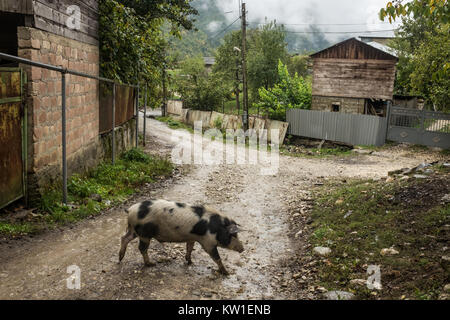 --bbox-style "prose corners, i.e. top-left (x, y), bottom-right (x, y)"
top-left (0, 0), bottom-right (135, 206)
top-left (310, 37), bottom-right (398, 116)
